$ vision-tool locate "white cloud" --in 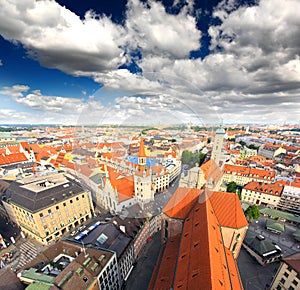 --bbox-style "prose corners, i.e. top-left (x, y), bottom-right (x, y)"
top-left (0, 0), bottom-right (299, 124)
top-left (0, 0), bottom-right (126, 74)
top-left (0, 85), bottom-right (30, 97)
top-left (0, 59), bottom-right (2, 66)
top-left (0, 84), bottom-right (108, 125)
top-left (125, 0), bottom-right (201, 58)
top-left (0, 0), bottom-right (200, 75)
